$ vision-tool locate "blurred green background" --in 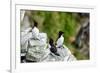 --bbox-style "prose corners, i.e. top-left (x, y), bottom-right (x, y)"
top-left (22, 10), bottom-right (90, 60)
